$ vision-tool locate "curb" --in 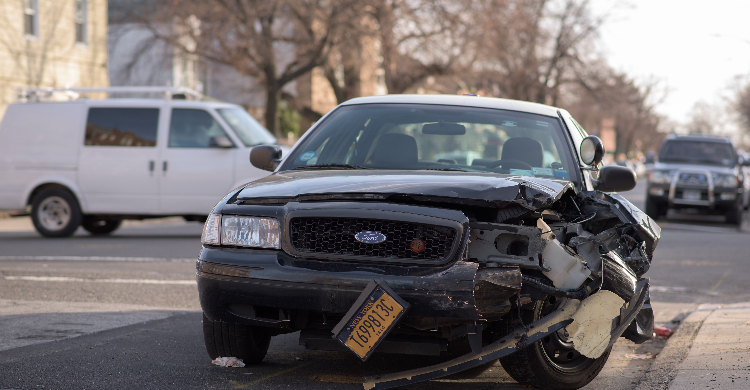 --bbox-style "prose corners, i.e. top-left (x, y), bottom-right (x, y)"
top-left (634, 305), bottom-right (714, 390)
